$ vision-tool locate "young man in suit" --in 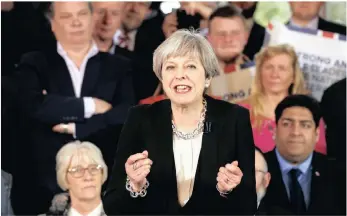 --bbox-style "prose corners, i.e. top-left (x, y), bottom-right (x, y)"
top-left (263, 95), bottom-right (342, 215)
top-left (289, 2), bottom-right (346, 35)
top-left (16, 2), bottom-right (134, 214)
